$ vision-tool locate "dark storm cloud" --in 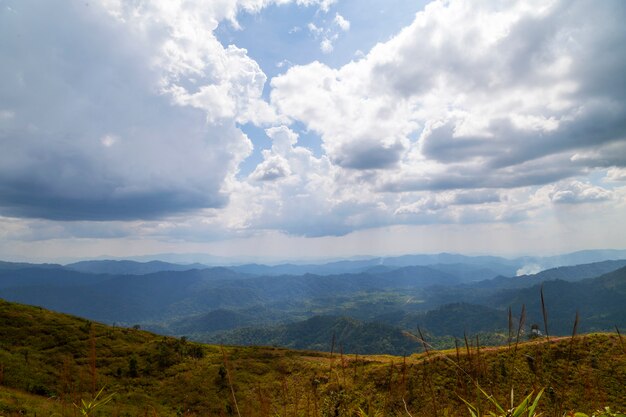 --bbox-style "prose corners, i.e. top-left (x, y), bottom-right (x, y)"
top-left (420, 106), bottom-right (626, 172)
top-left (380, 153), bottom-right (582, 193)
top-left (0, 178), bottom-right (226, 221)
top-left (0, 1), bottom-right (242, 221)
